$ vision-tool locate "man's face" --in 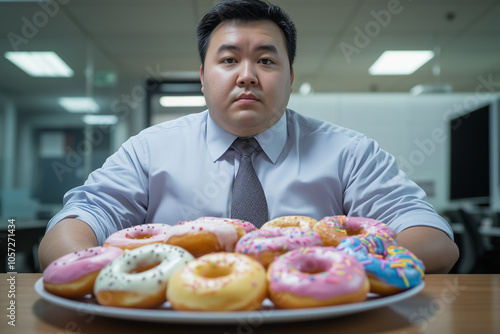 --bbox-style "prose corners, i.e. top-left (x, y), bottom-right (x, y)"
top-left (200, 20), bottom-right (294, 137)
